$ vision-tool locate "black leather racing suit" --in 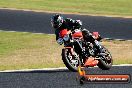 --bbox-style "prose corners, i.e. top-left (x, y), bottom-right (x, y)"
top-left (54, 18), bottom-right (102, 53)
top-left (55, 18), bottom-right (81, 41)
